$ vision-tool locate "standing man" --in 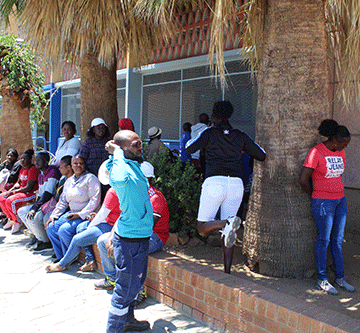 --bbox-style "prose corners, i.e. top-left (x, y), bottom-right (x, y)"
top-left (105, 130), bottom-right (153, 333)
